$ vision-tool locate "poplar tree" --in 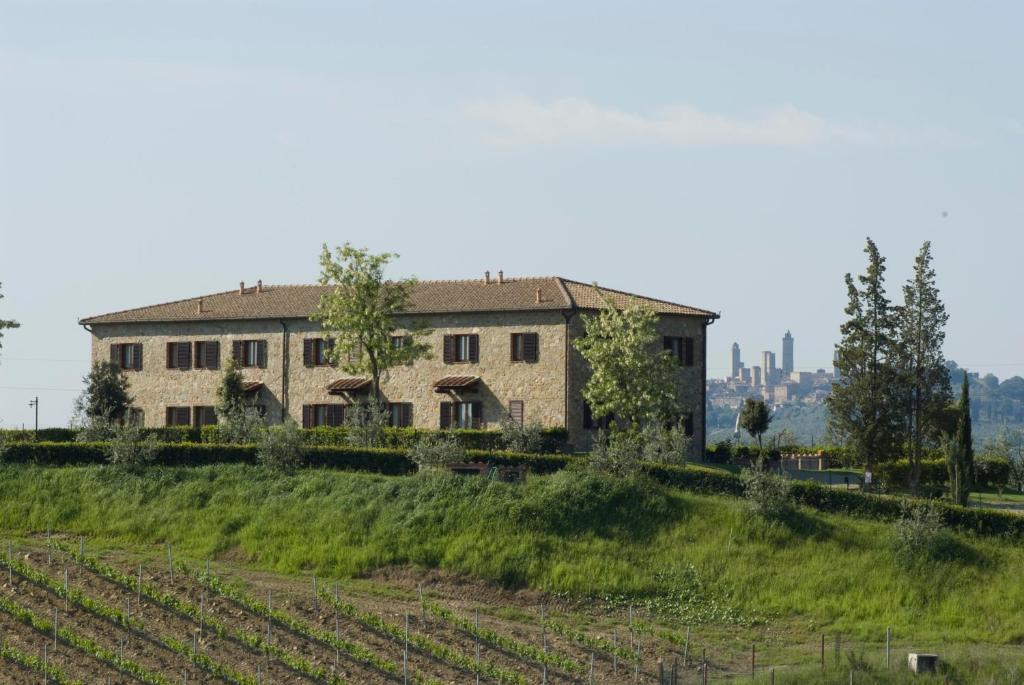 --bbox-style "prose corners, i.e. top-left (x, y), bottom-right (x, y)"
top-left (896, 241), bottom-right (952, 490)
top-left (312, 243), bottom-right (431, 404)
top-left (573, 293), bottom-right (681, 430)
top-left (826, 238), bottom-right (903, 470)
